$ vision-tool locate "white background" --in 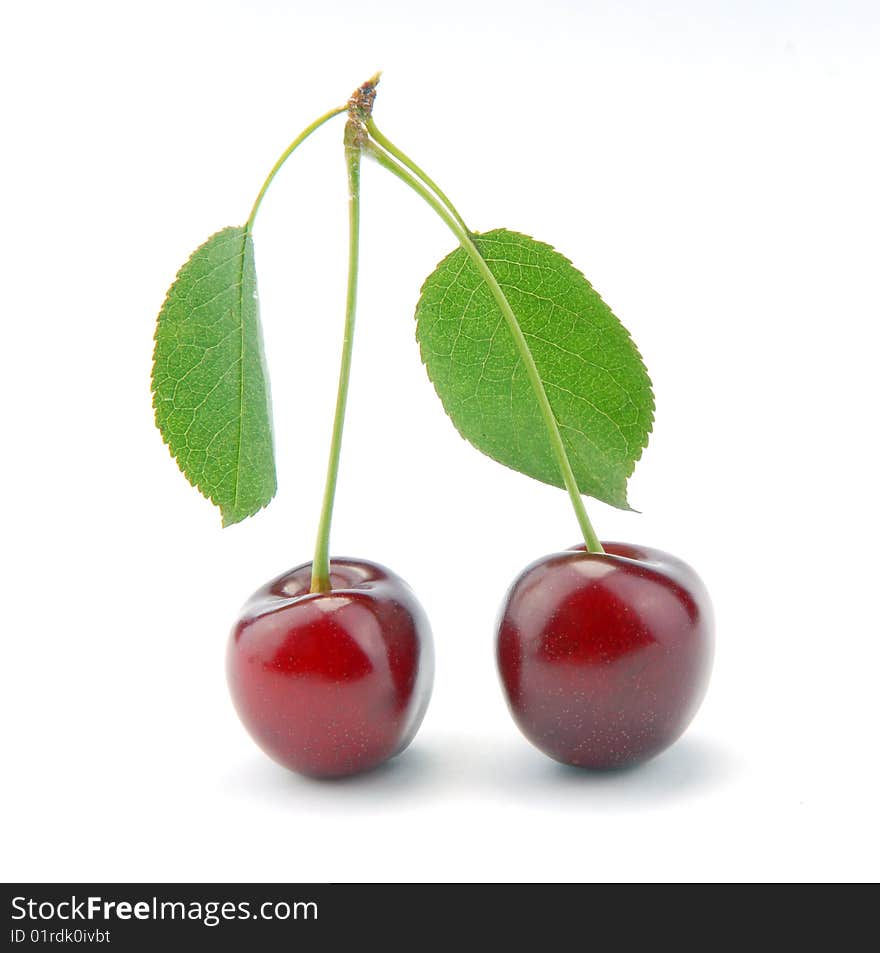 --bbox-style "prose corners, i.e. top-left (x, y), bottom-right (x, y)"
top-left (2, 1), bottom-right (878, 883)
